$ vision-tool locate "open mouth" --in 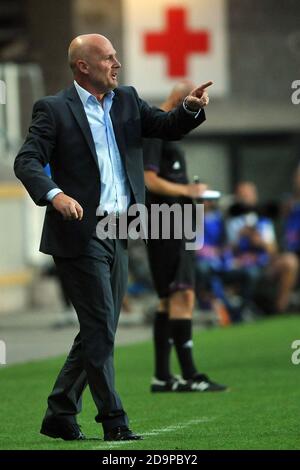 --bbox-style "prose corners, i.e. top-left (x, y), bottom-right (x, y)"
top-left (111, 73), bottom-right (118, 80)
